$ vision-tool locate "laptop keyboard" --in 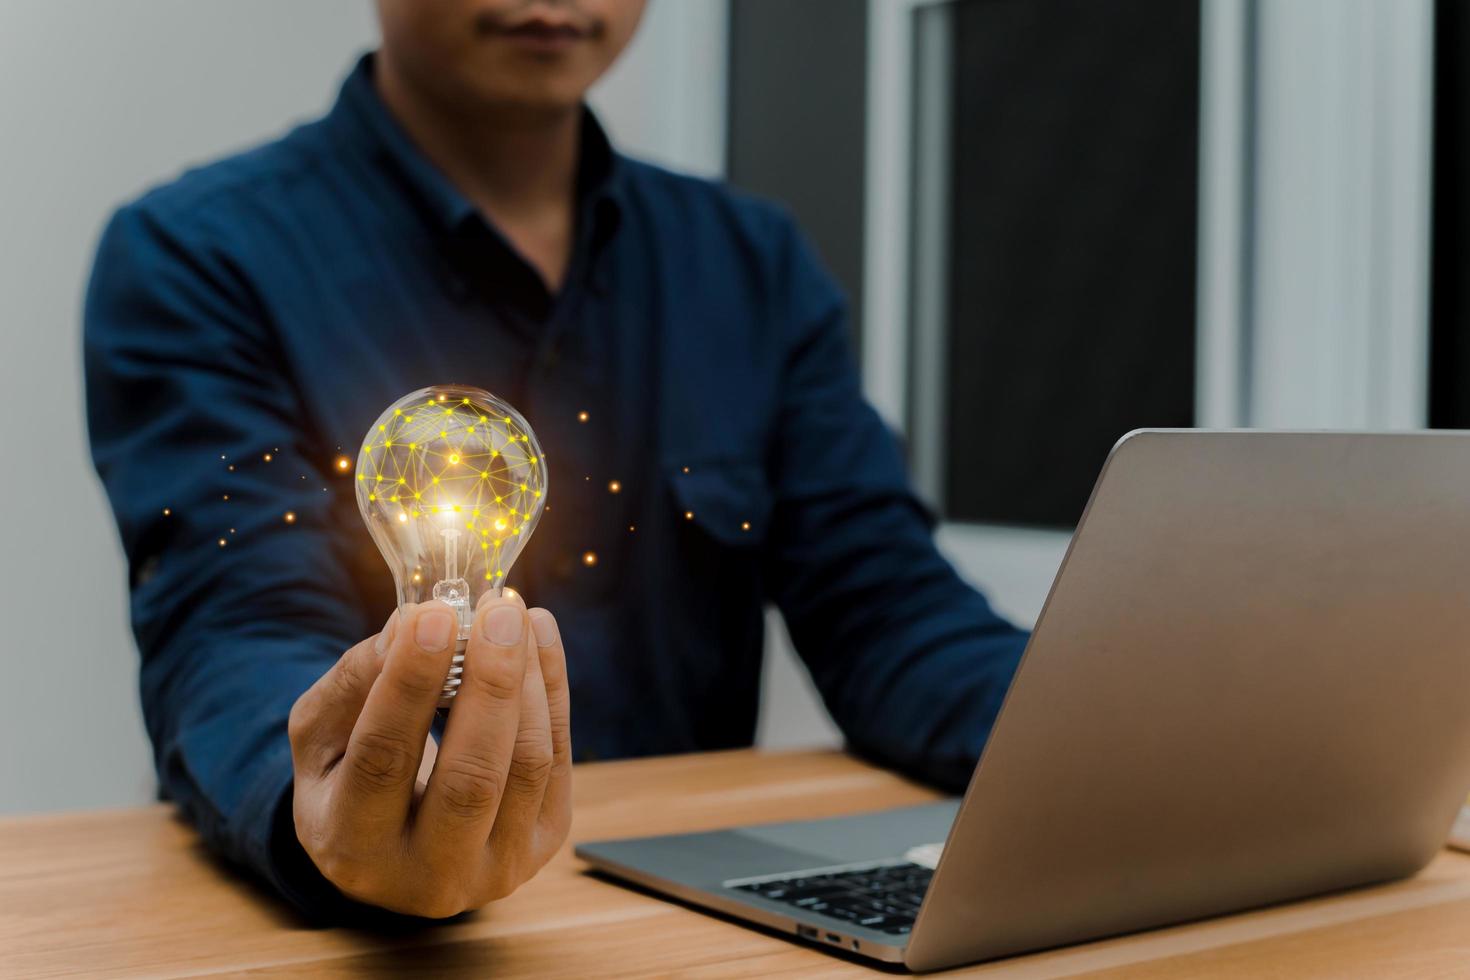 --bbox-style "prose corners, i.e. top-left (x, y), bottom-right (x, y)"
top-left (730, 862), bottom-right (933, 936)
